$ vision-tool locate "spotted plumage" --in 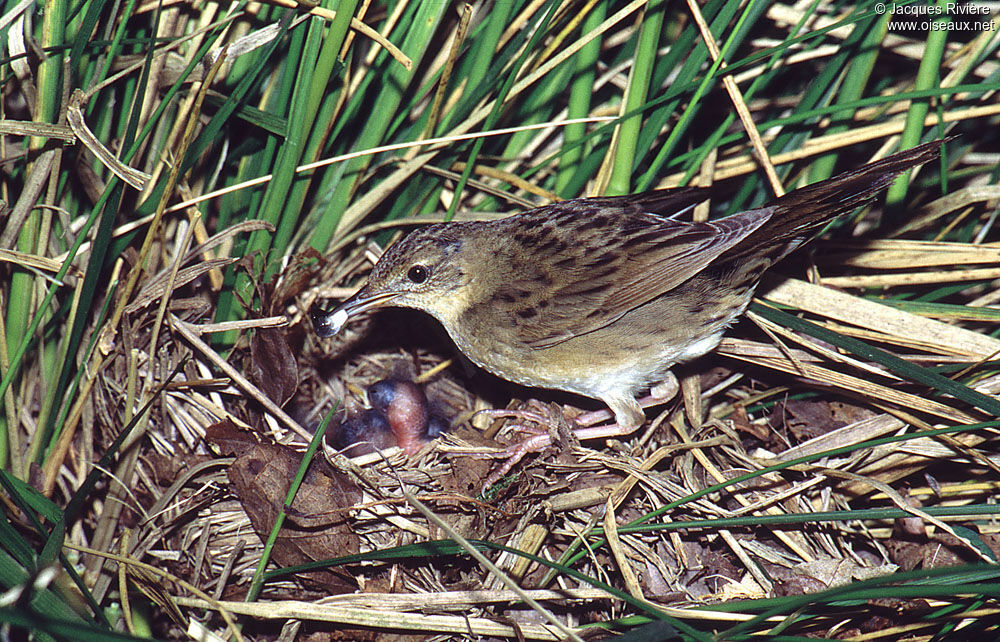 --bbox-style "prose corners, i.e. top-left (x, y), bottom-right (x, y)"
top-left (314, 141), bottom-right (945, 432)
